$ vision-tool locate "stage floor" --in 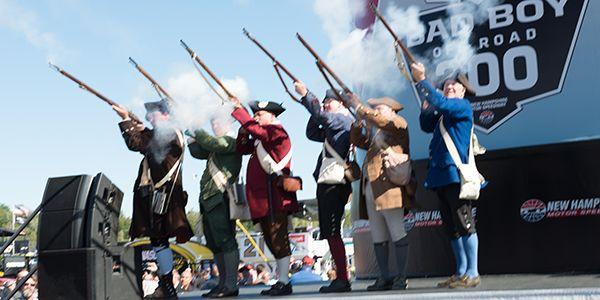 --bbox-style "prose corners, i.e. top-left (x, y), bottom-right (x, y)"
top-left (179, 273), bottom-right (600, 299)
